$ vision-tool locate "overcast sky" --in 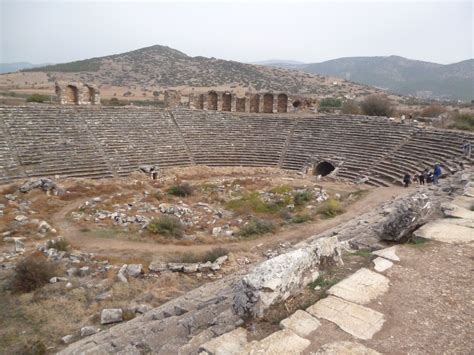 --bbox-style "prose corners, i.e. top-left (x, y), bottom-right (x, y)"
top-left (1, 0), bottom-right (472, 65)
